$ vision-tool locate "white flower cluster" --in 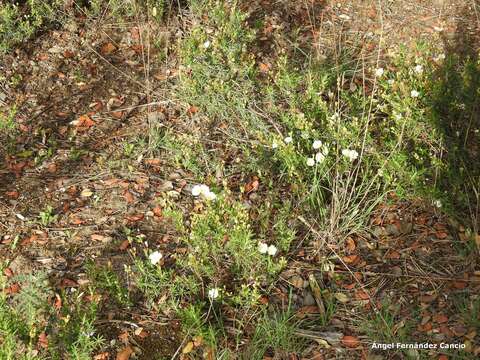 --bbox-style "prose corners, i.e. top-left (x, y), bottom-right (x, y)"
top-left (307, 140), bottom-right (329, 167)
top-left (341, 148), bottom-right (359, 161)
top-left (271, 135), bottom-right (293, 149)
top-left (258, 242), bottom-right (277, 256)
top-left (414, 64), bottom-right (423, 74)
top-left (375, 68), bottom-right (384, 77)
top-left (411, 90), bottom-right (420, 98)
top-left (208, 288), bottom-right (220, 299)
top-left (149, 251), bottom-right (163, 265)
top-left (191, 184), bottom-right (217, 201)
